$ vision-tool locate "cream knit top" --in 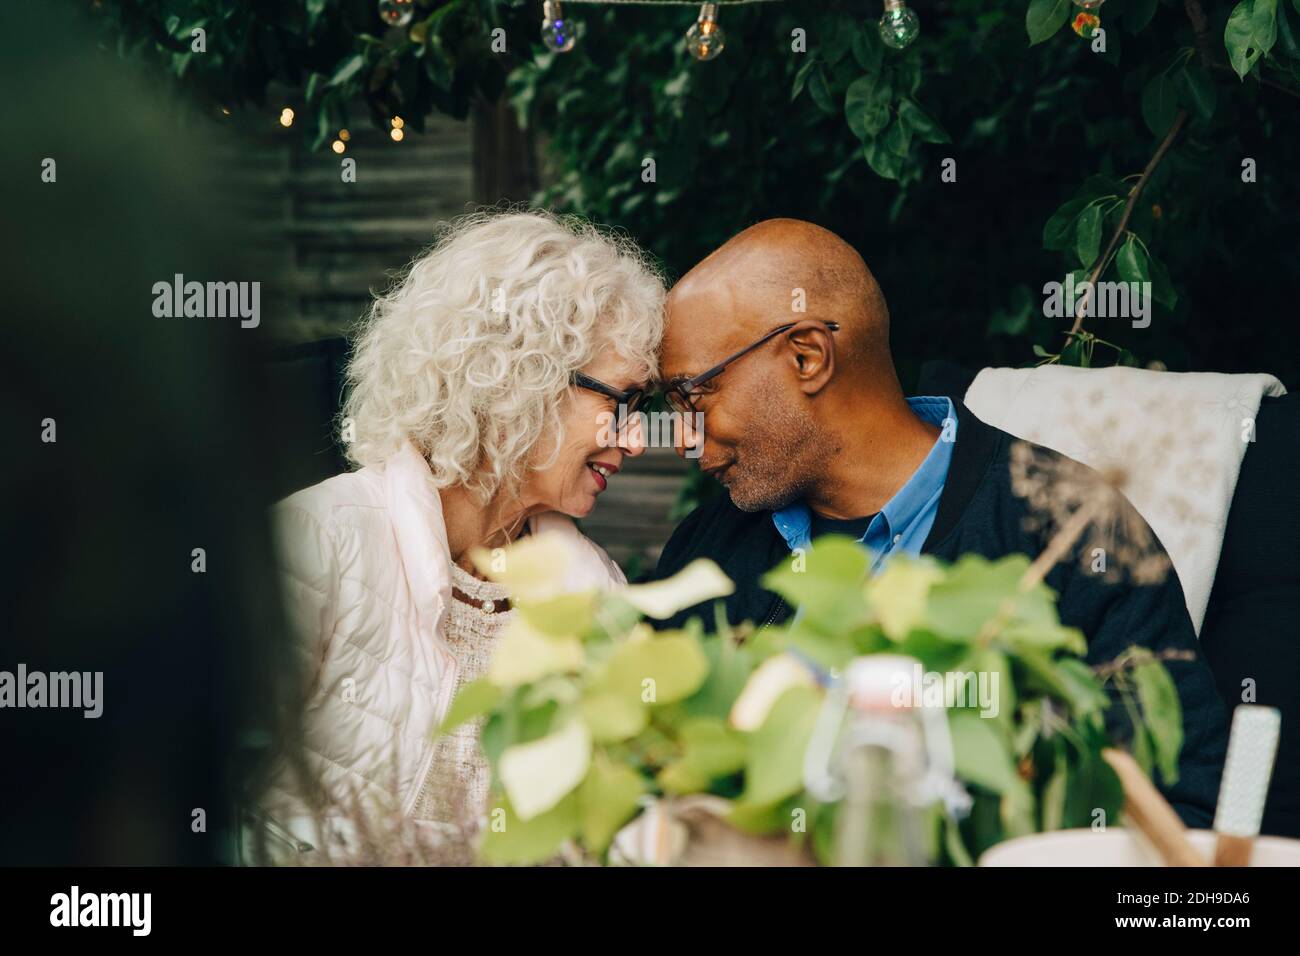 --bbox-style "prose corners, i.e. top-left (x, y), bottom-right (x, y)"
top-left (412, 563), bottom-right (512, 840)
